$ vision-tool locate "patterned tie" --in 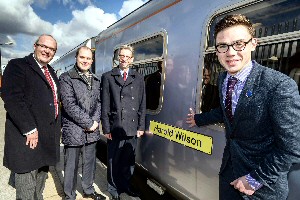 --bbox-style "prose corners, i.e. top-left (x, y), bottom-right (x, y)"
top-left (123, 71), bottom-right (127, 81)
top-left (225, 76), bottom-right (238, 123)
top-left (42, 66), bottom-right (58, 118)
